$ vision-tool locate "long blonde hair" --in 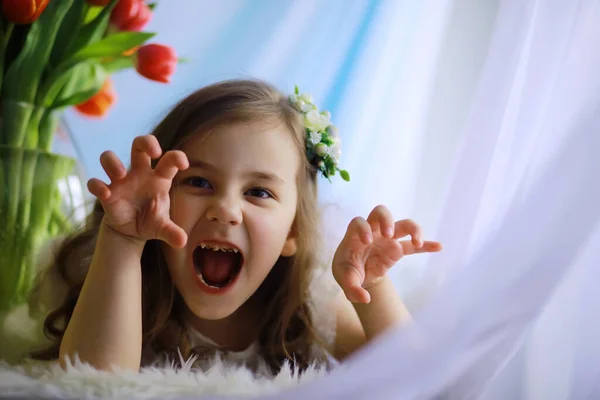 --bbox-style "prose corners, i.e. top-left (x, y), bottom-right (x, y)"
top-left (31, 79), bottom-right (324, 373)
